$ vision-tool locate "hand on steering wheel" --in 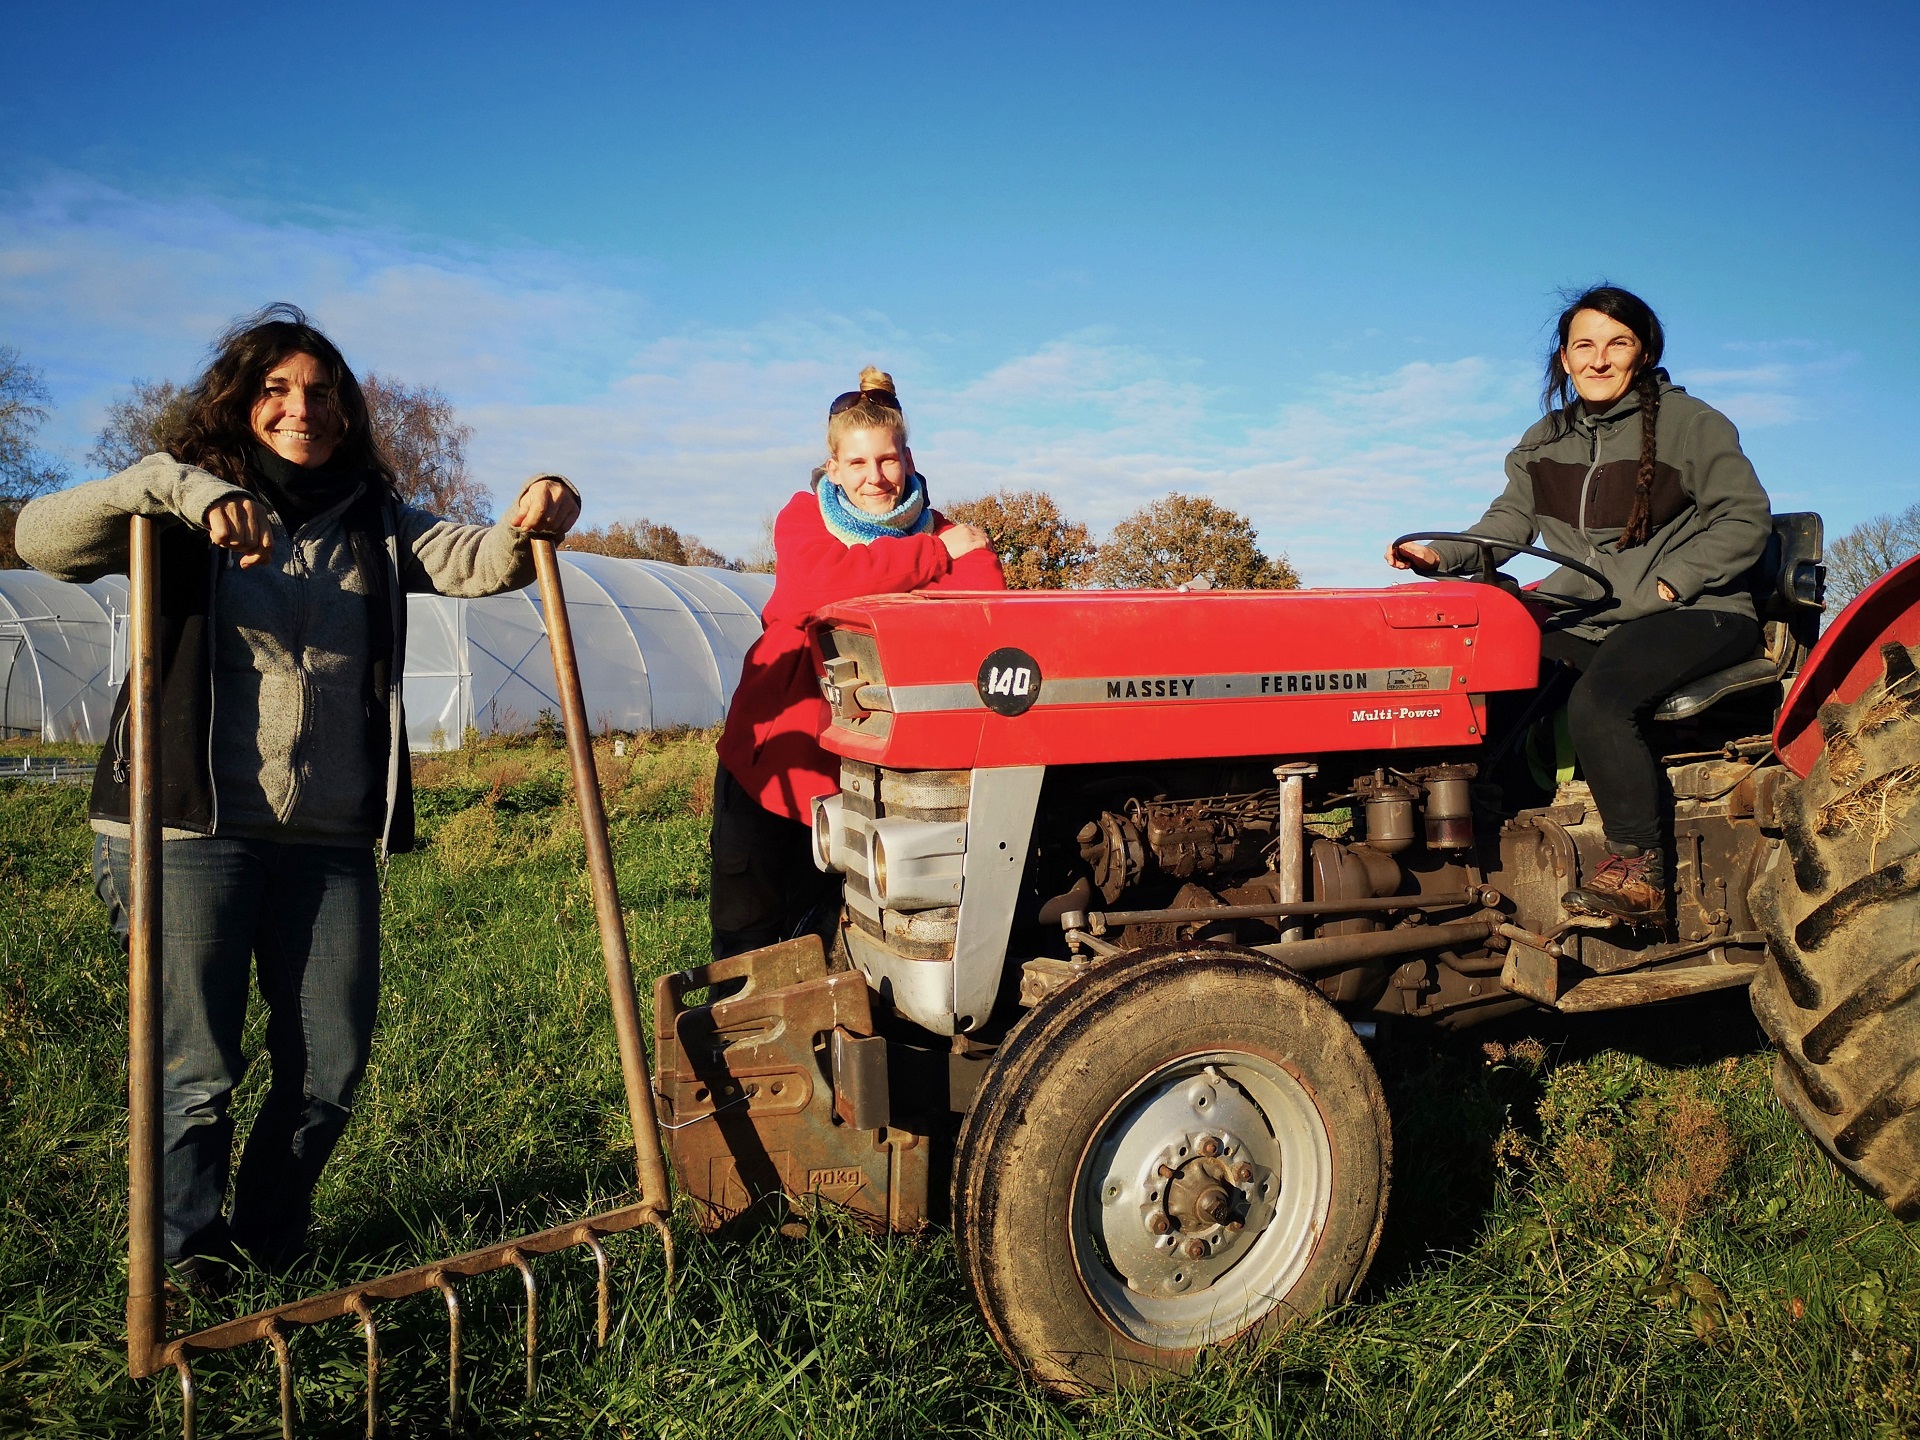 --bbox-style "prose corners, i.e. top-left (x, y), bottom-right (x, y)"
top-left (1385, 539), bottom-right (1440, 572)
top-left (1388, 531), bottom-right (1617, 613)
